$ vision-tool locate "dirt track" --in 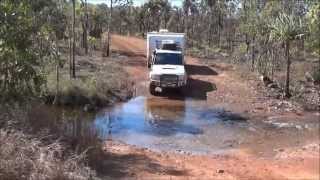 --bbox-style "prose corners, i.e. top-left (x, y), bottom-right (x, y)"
top-left (107, 35), bottom-right (320, 180)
